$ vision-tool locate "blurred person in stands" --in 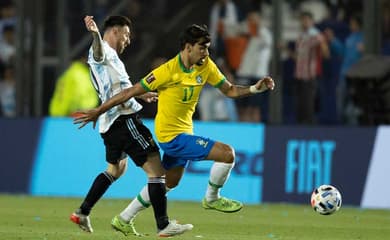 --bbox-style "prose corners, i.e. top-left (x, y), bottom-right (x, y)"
top-left (338, 14), bottom-right (364, 124)
top-left (0, 64), bottom-right (15, 117)
top-left (199, 58), bottom-right (238, 121)
top-left (49, 55), bottom-right (99, 117)
top-left (382, 1), bottom-right (390, 55)
top-left (281, 41), bottom-right (296, 124)
top-left (235, 11), bottom-right (272, 122)
top-left (69, 15), bottom-right (192, 237)
top-left (294, 11), bottom-right (329, 124)
top-left (320, 27), bottom-right (343, 124)
top-left (0, 24), bottom-right (15, 65)
top-left (73, 24), bottom-right (274, 236)
top-left (209, 0), bottom-right (239, 61)
top-left (0, 2), bottom-right (16, 41)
